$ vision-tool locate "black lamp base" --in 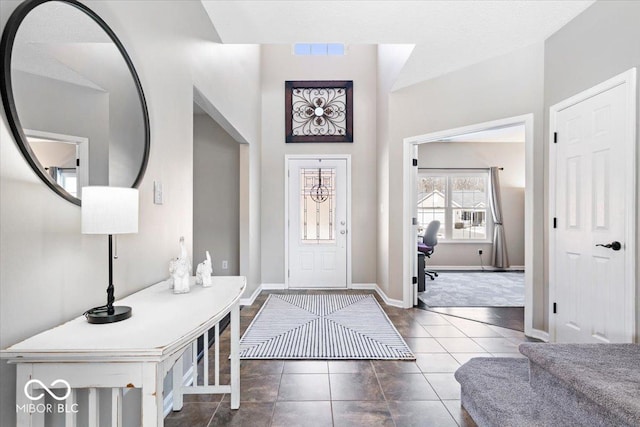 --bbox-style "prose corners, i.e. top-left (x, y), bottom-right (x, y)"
top-left (86, 306), bottom-right (132, 324)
